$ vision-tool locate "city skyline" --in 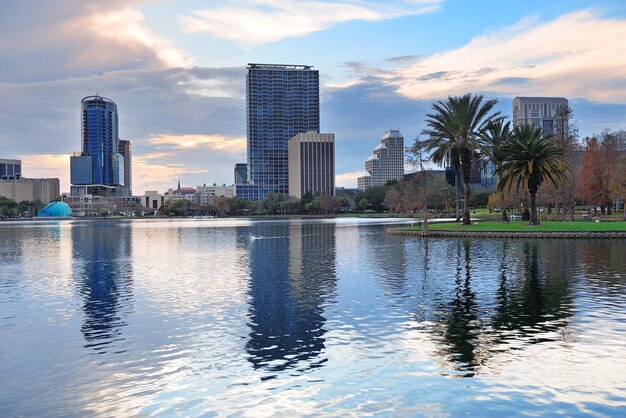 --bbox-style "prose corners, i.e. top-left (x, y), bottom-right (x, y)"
top-left (2, 0), bottom-right (626, 194)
